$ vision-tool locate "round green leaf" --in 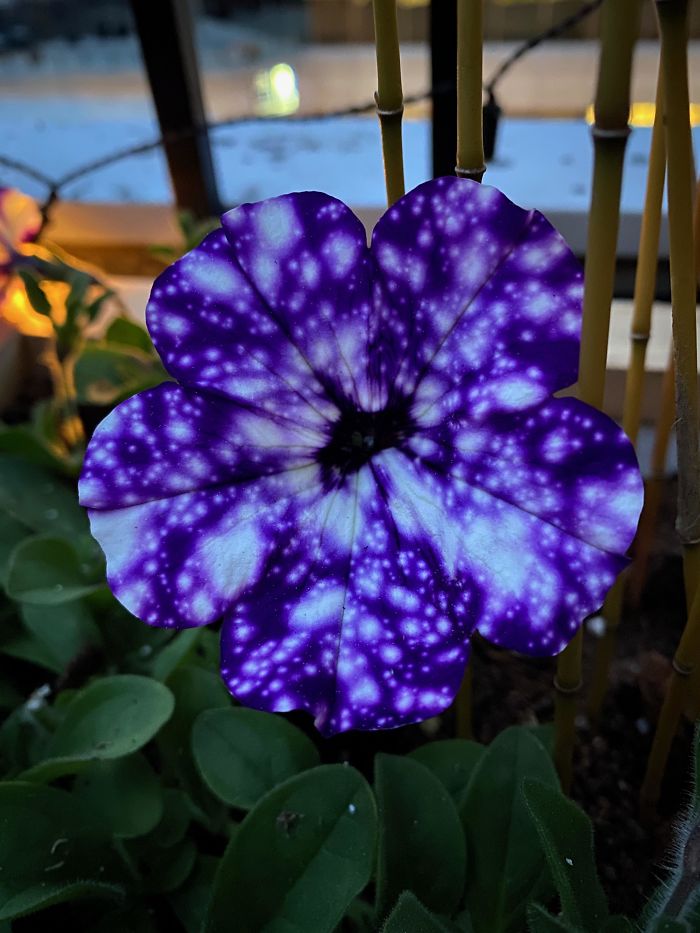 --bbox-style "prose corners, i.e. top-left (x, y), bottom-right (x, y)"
top-left (0, 781), bottom-right (123, 921)
top-left (74, 754), bottom-right (164, 839)
top-left (0, 458), bottom-right (88, 536)
top-left (461, 726), bottom-right (559, 933)
top-left (6, 534), bottom-right (103, 605)
top-left (192, 707), bottom-right (320, 810)
top-left (205, 764), bottom-right (377, 933)
top-left (375, 753), bottom-right (466, 921)
top-left (20, 675), bottom-right (174, 781)
top-left (408, 739), bottom-right (485, 808)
